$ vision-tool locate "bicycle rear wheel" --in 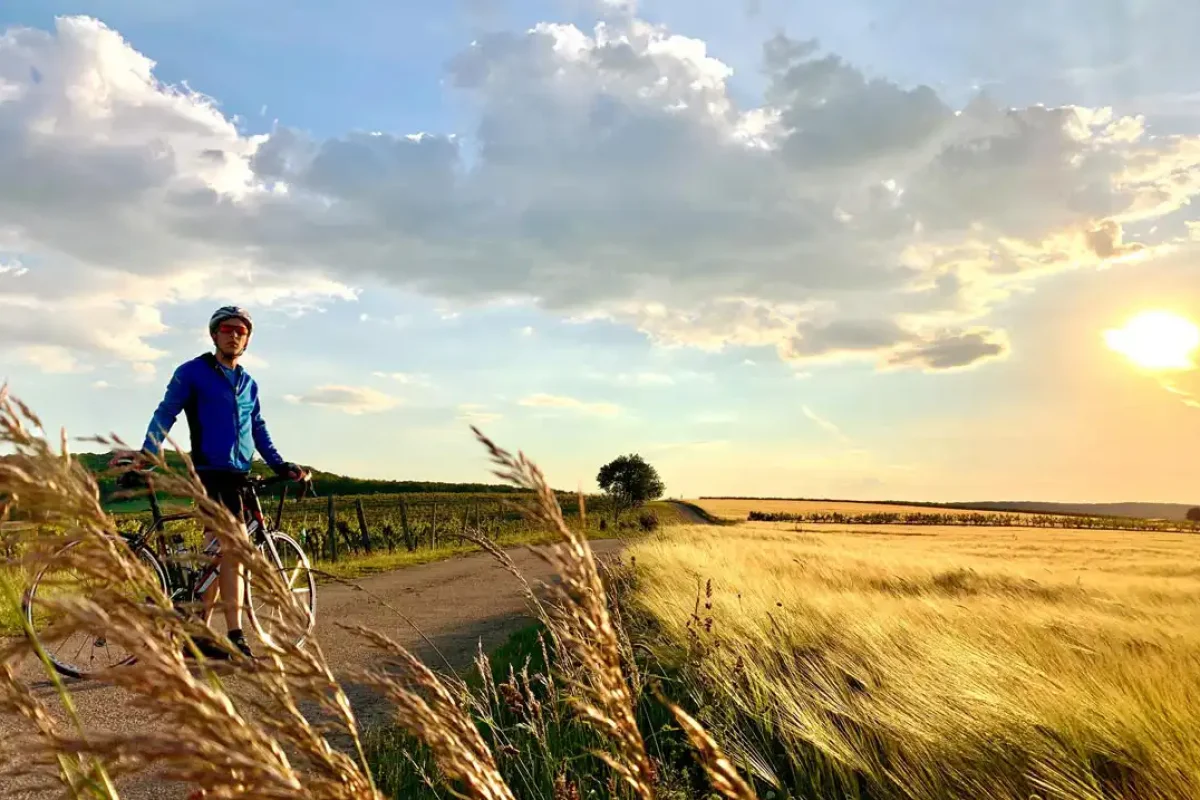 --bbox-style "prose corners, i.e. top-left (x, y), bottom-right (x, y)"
top-left (22, 537), bottom-right (169, 679)
top-left (244, 530), bottom-right (316, 651)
